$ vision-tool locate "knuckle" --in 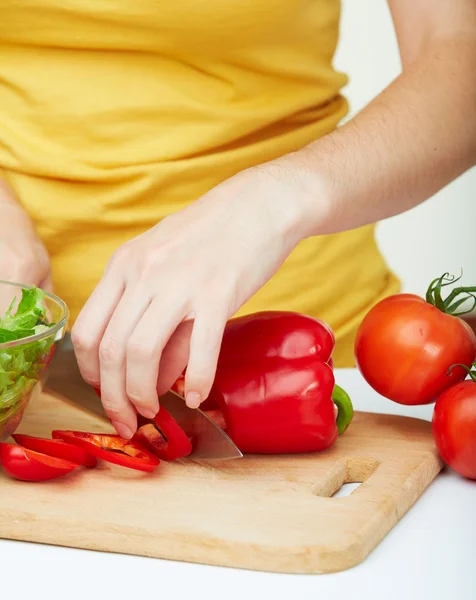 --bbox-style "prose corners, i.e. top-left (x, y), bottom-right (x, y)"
top-left (125, 378), bottom-right (158, 413)
top-left (126, 339), bottom-right (157, 363)
top-left (125, 388), bottom-right (145, 405)
top-left (211, 272), bottom-right (236, 295)
top-left (4, 252), bottom-right (34, 282)
top-left (127, 389), bottom-right (156, 410)
top-left (81, 372), bottom-right (100, 387)
top-left (140, 248), bottom-right (167, 273)
top-left (71, 327), bottom-right (96, 354)
top-left (199, 276), bottom-right (236, 310)
top-left (99, 337), bottom-right (123, 365)
top-left (107, 245), bottom-right (131, 270)
top-left (100, 399), bottom-right (122, 419)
